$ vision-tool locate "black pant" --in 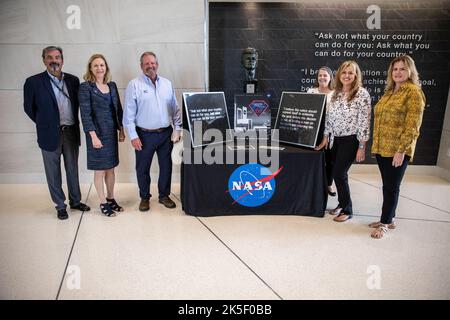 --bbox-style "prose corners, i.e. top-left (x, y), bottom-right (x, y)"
top-left (376, 154), bottom-right (410, 224)
top-left (325, 147), bottom-right (334, 187)
top-left (135, 127), bottom-right (173, 200)
top-left (331, 135), bottom-right (358, 215)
